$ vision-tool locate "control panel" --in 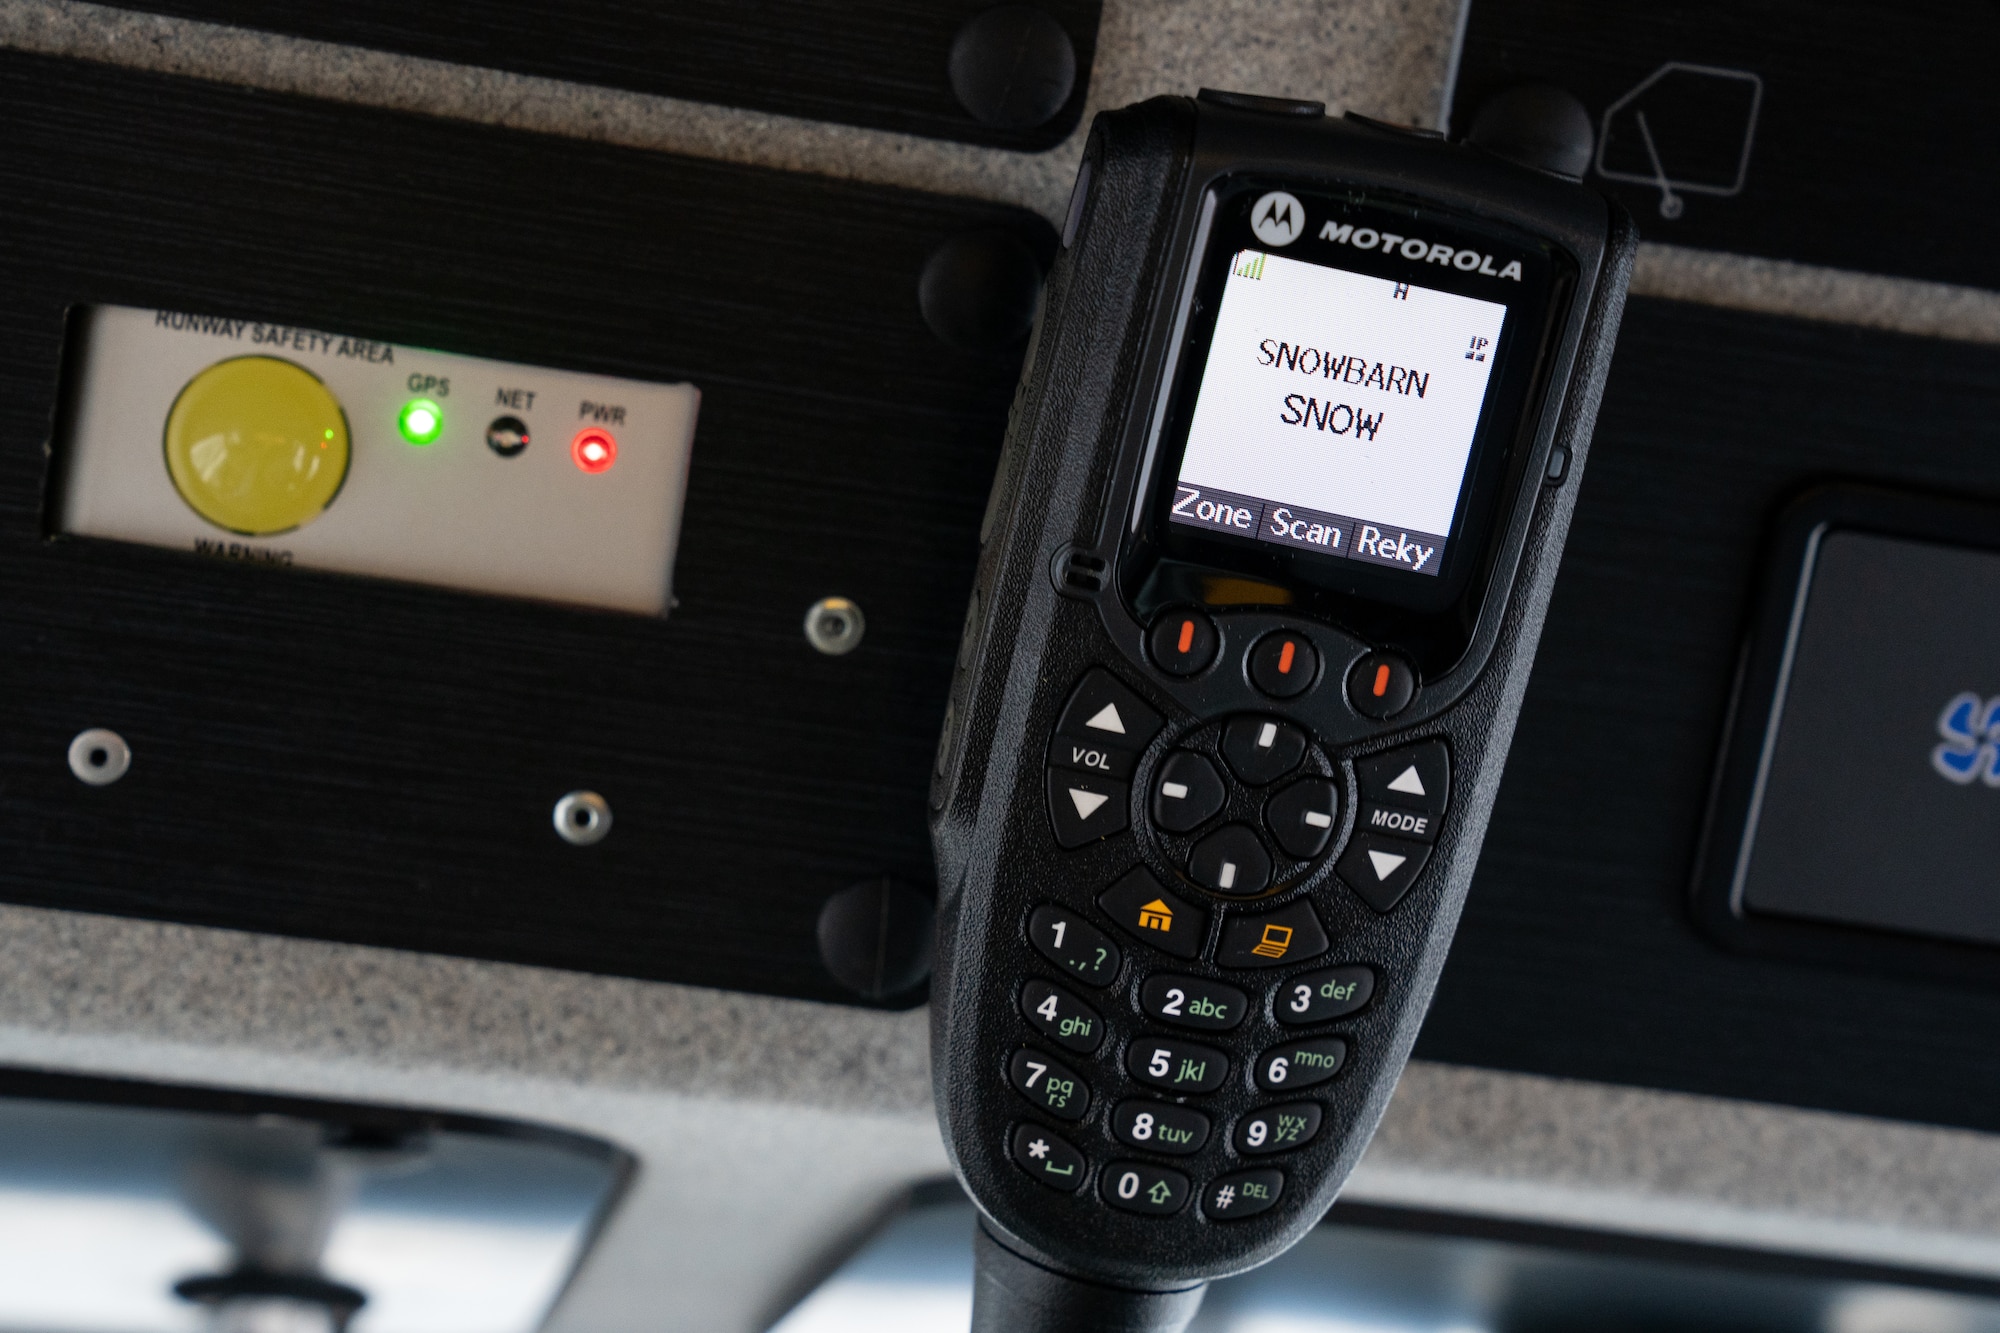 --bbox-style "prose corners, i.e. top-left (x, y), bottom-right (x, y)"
top-left (58, 305), bottom-right (700, 615)
top-left (1010, 655), bottom-right (1447, 1220)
